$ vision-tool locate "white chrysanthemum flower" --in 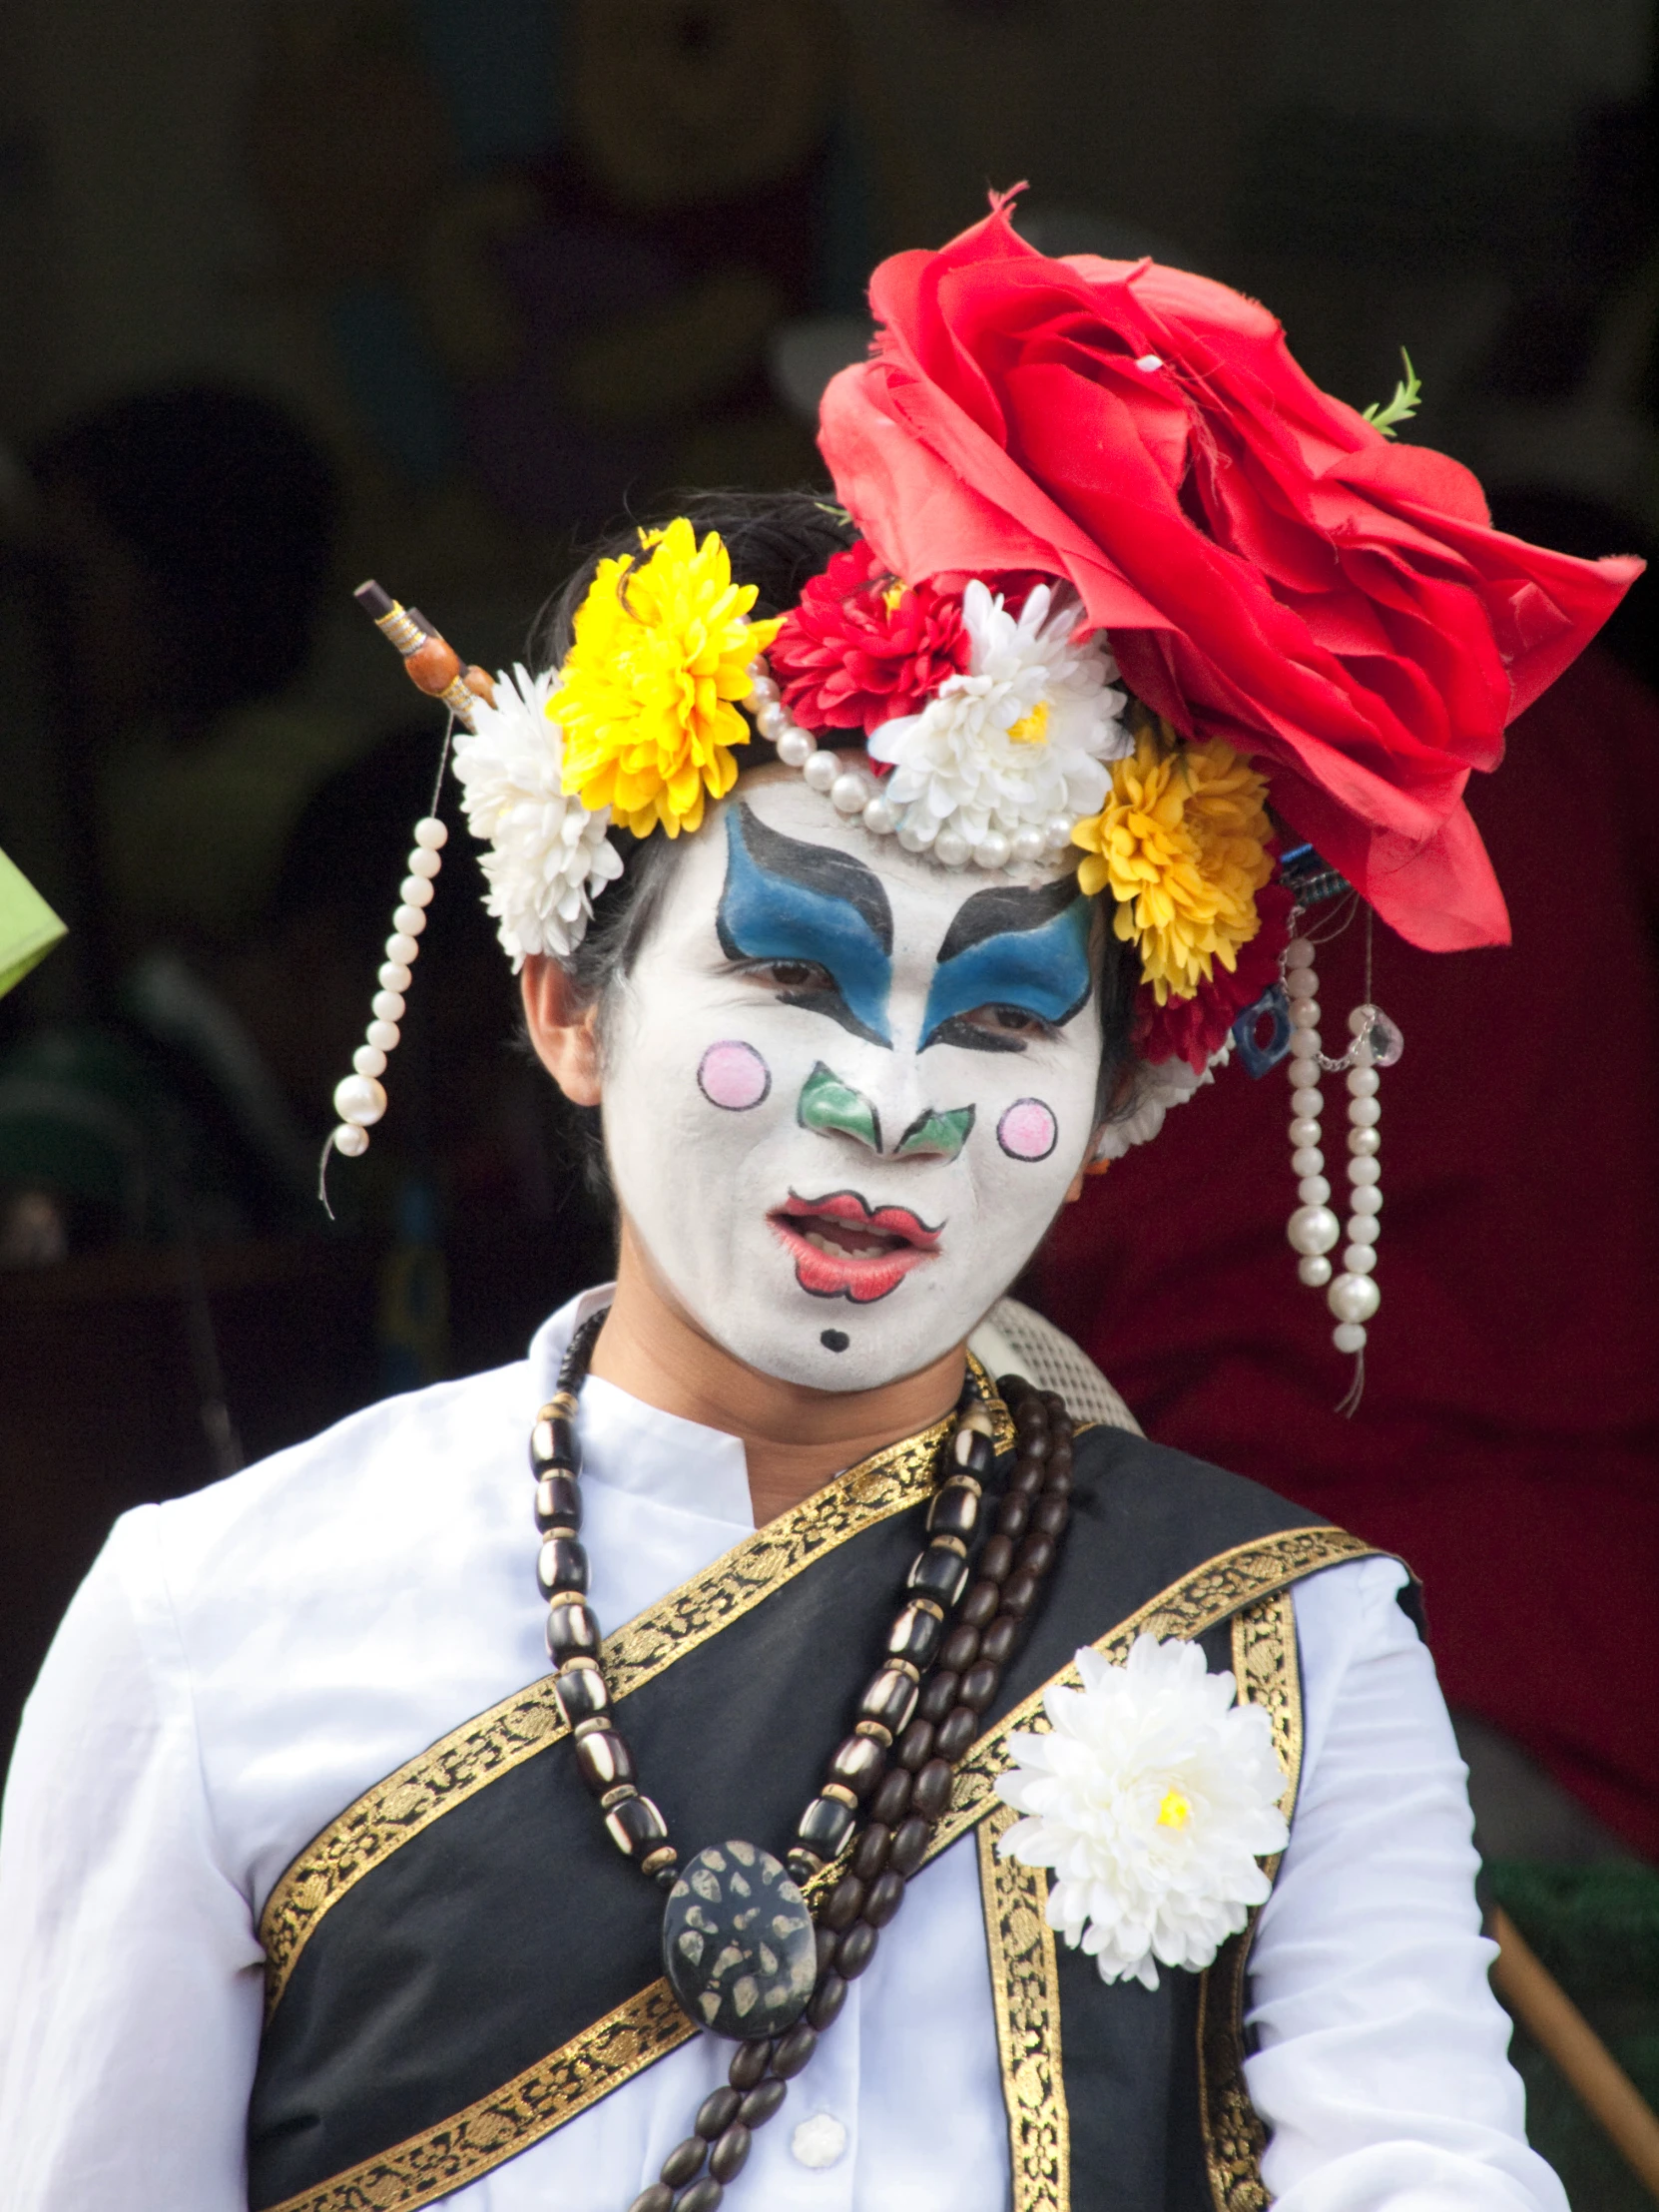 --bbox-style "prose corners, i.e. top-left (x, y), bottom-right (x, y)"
top-left (867, 580), bottom-right (1129, 867)
top-left (995, 1634), bottom-right (1289, 1990)
top-left (451, 664), bottom-right (623, 966)
top-left (1092, 1039), bottom-right (1232, 1162)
